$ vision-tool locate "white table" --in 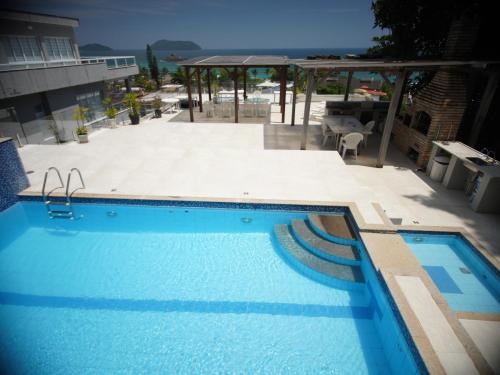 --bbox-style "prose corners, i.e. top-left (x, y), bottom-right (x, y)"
top-left (161, 98), bottom-right (180, 113)
top-left (323, 115), bottom-right (371, 149)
